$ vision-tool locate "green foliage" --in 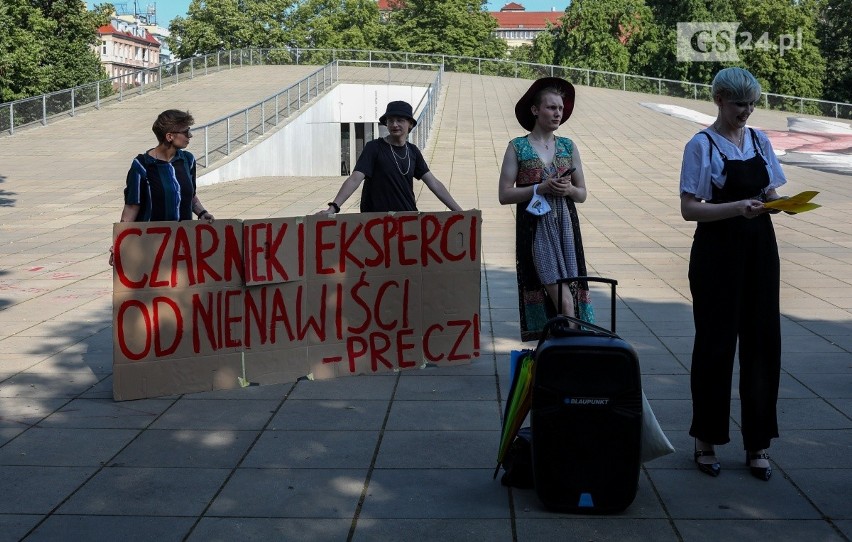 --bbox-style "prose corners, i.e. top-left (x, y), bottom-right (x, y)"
top-left (504, 45), bottom-right (538, 78)
top-left (380, 0), bottom-right (507, 61)
top-left (2, 0), bottom-right (838, 109)
top-left (0, 0), bottom-right (109, 102)
top-left (732, 0), bottom-right (825, 100)
top-left (168, 0), bottom-right (297, 58)
top-left (169, 0), bottom-right (384, 59)
top-left (553, 0), bottom-right (656, 74)
top-left (0, 1), bottom-right (48, 101)
top-left (530, 24), bottom-right (556, 66)
top-left (288, 0), bottom-right (383, 51)
top-left (644, 0), bottom-right (829, 103)
top-left (644, 0), bottom-right (738, 84)
top-left (818, 0), bottom-right (852, 103)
